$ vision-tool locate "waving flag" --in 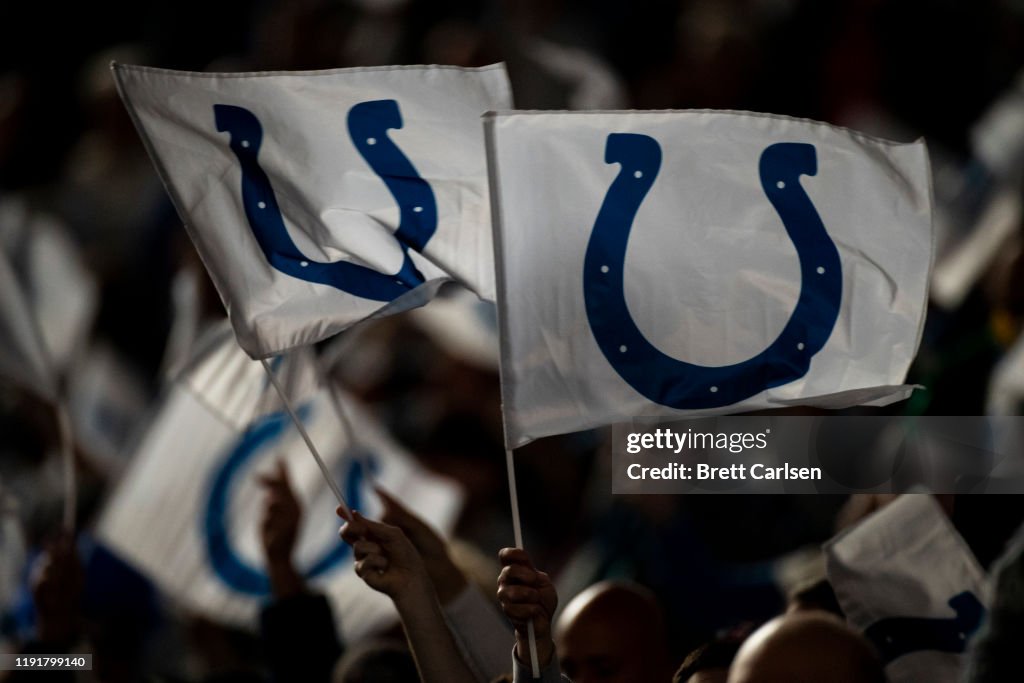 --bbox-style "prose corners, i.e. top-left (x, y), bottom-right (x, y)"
top-left (826, 495), bottom-right (989, 683)
top-left (113, 63), bottom-right (511, 358)
top-left (0, 250), bottom-right (57, 400)
top-left (96, 324), bottom-right (462, 640)
top-left (0, 199), bottom-right (97, 376)
top-left (485, 111), bottom-right (933, 446)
